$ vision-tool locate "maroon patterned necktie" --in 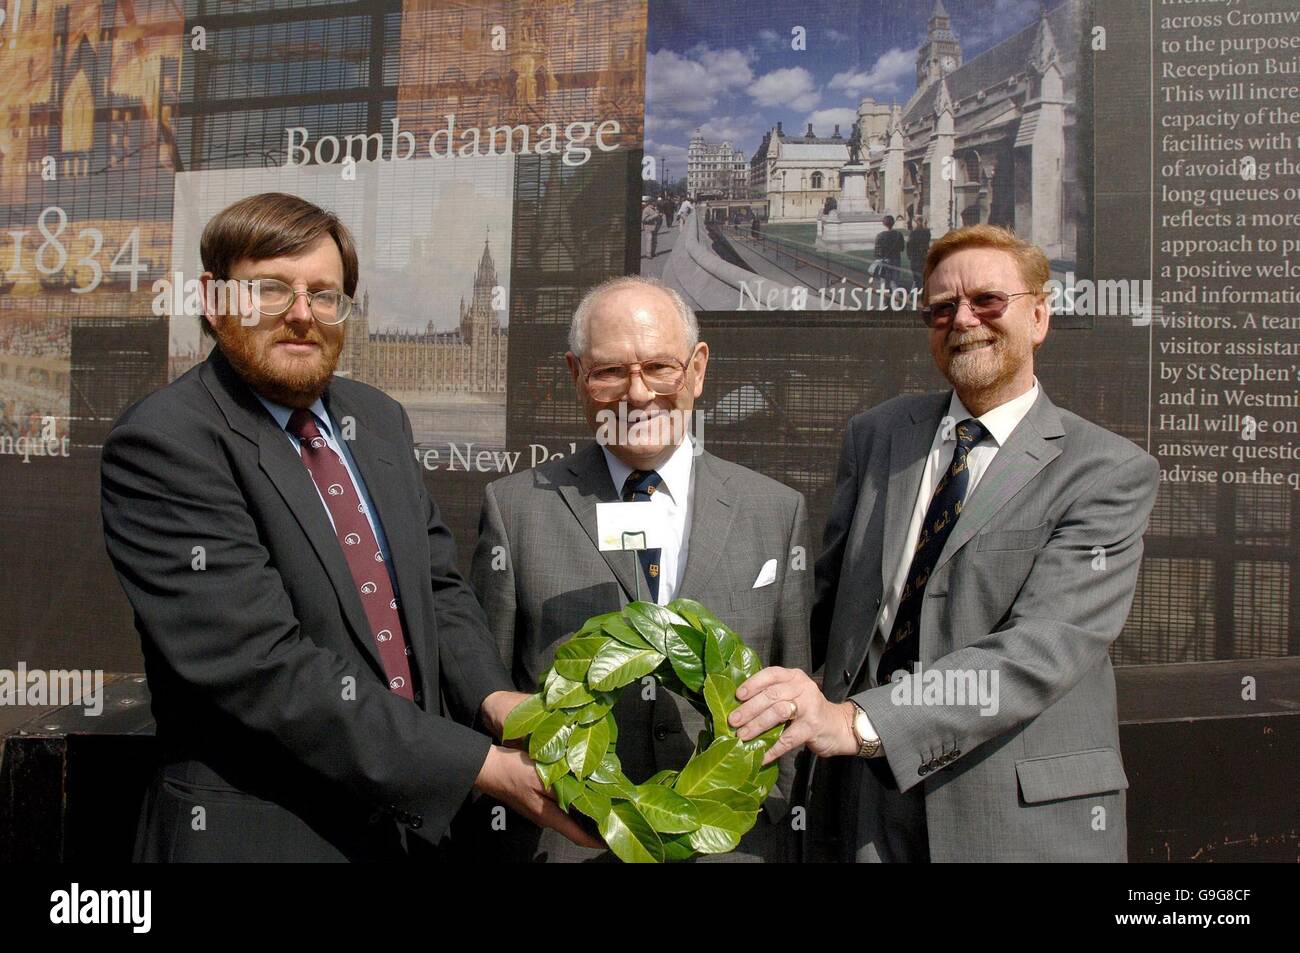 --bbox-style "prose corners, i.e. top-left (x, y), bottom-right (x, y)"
top-left (287, 408), bottom-right (415, 701)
